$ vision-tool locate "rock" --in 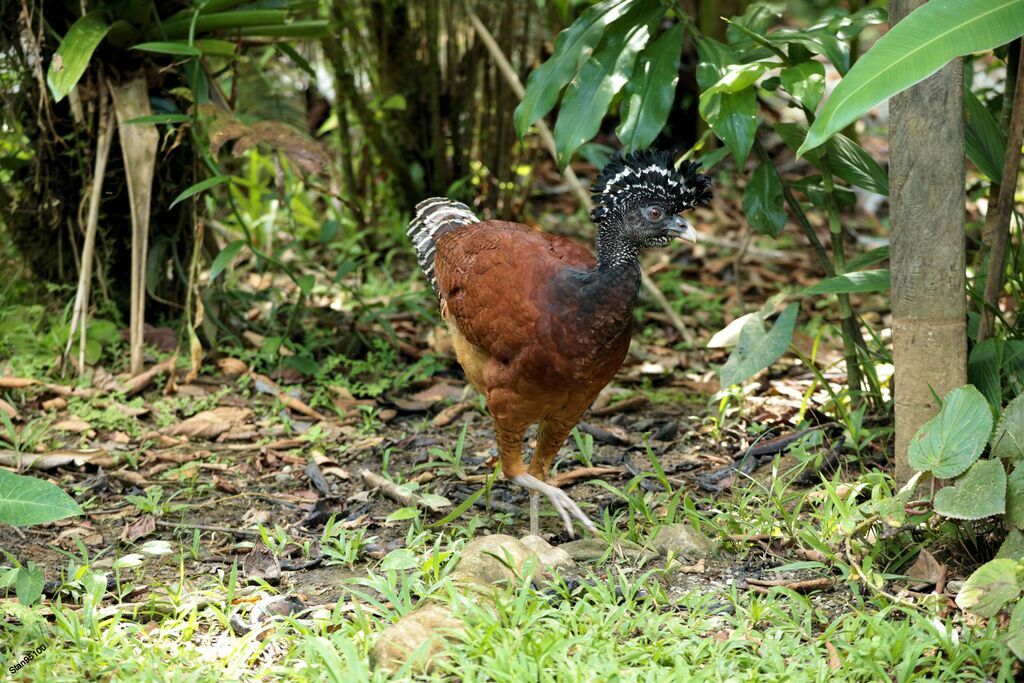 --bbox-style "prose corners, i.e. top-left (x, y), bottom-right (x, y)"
top-left (560, 538), bottom-right (657, 564)
top-left (452, 534), bottom-right (535, 584)
top-left (371, 603), bottom-right (463, 674)
top-left (452, 534), bottom-right (575, 584)
top-left (649, 523), bottom-right (715, 560)
top-left (520, 535), bottom-right (575, 571)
